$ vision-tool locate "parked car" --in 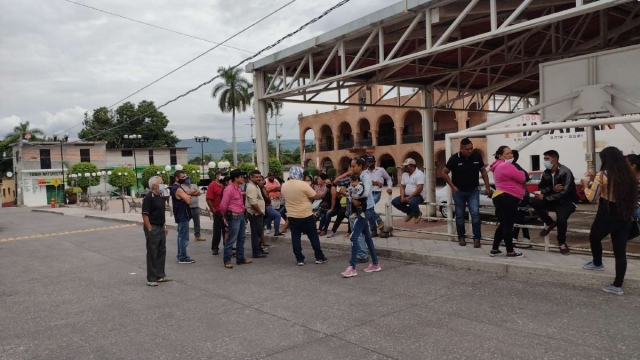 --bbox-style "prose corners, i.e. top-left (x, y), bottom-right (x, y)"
top-left (436, 184), bottom-right (537, 220)
top-left (526, 170), bottom-right (587, 202)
